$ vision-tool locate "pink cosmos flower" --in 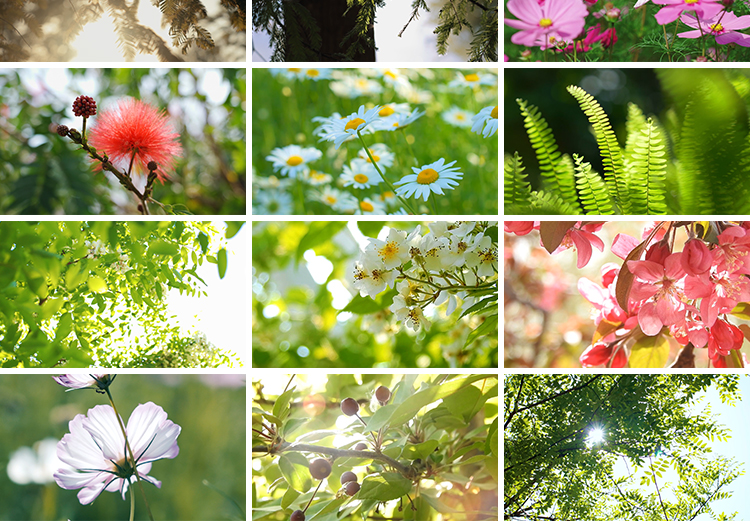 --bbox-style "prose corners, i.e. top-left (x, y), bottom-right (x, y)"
top-left (505, 0), bottom-right (589, 50)
top-left (54, 402), bottom-right (180, 505)
top-left (559, 24), bottom-right (617, 52)
top-left (652, 0), bottom-right (722, 25)
top-left (53, 374), bottom-right (116, 391)
top-left (88, 98), bottom-right (183, 183)
top-left (679, 10), bottom-right (750, 46)
top-left (628, 252), bottom-right (688, 336)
